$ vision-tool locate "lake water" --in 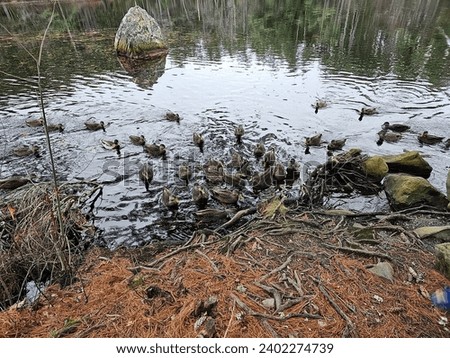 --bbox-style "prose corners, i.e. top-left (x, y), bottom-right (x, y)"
top-left (1, 0), bottom-right (449, 248)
